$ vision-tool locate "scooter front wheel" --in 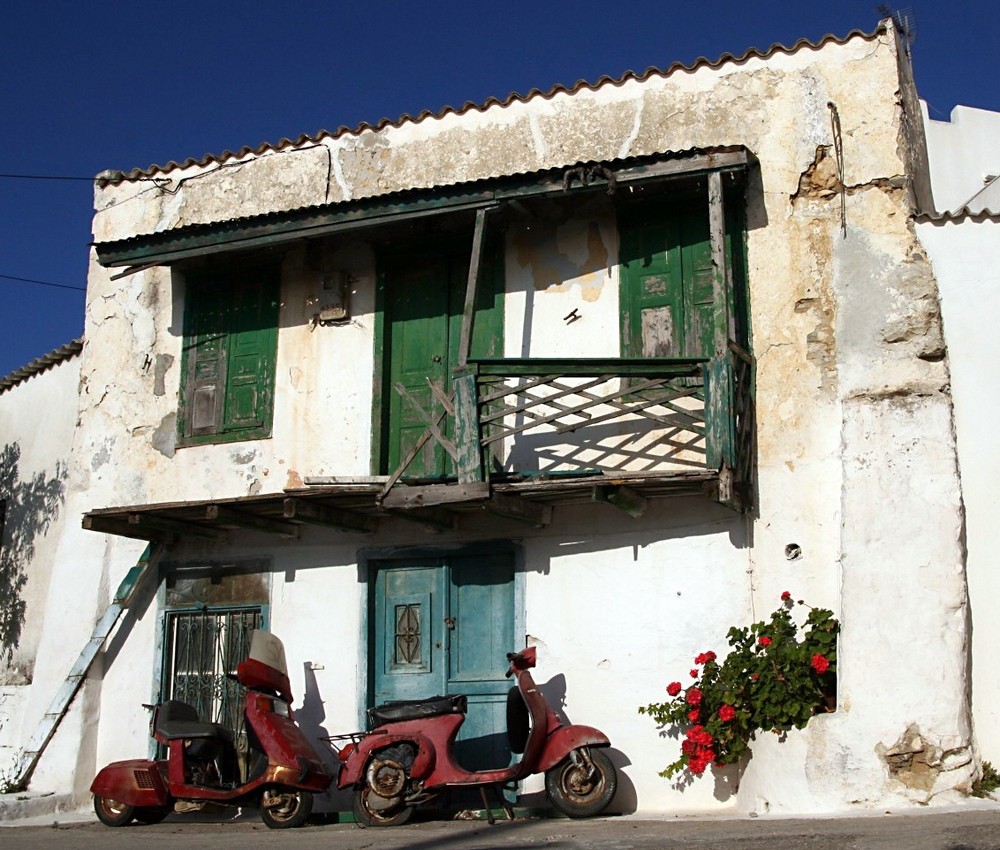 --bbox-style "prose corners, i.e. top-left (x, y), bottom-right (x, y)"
top-left (259, 787), bottom-right (313, 829)
top-left (545, 747), bottom-right (617, 818)
top-left (93, 794), bottom-right (135, 827)
top-left (353, 786), bottom-right (414, 828)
